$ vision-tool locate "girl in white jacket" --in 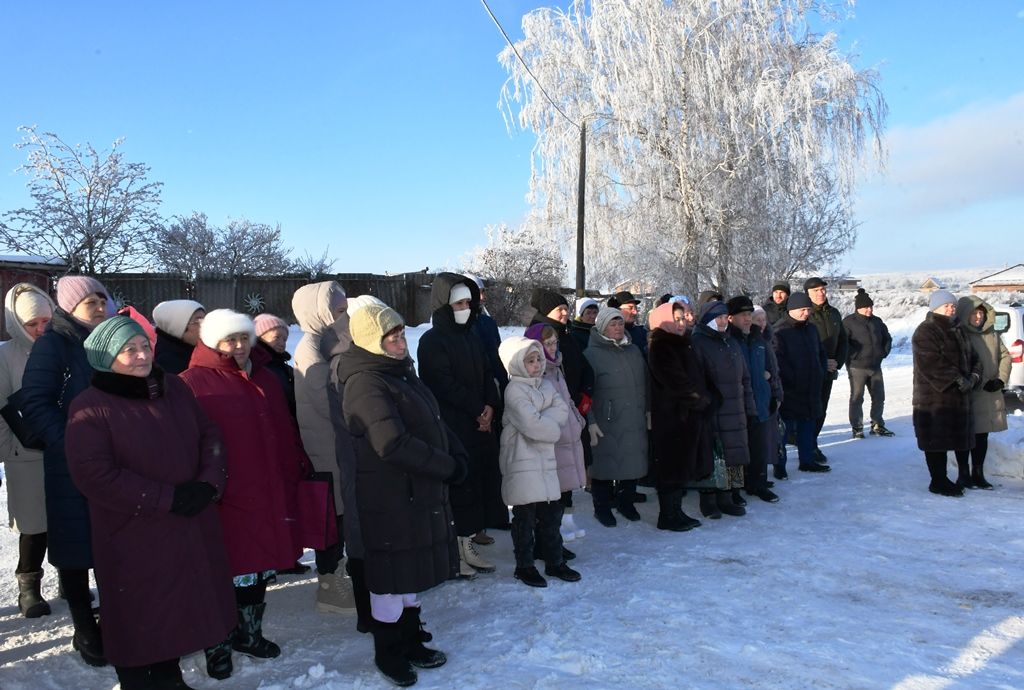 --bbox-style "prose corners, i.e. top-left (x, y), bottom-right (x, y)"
top-left (498, 336), bottom-right (582, 588)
